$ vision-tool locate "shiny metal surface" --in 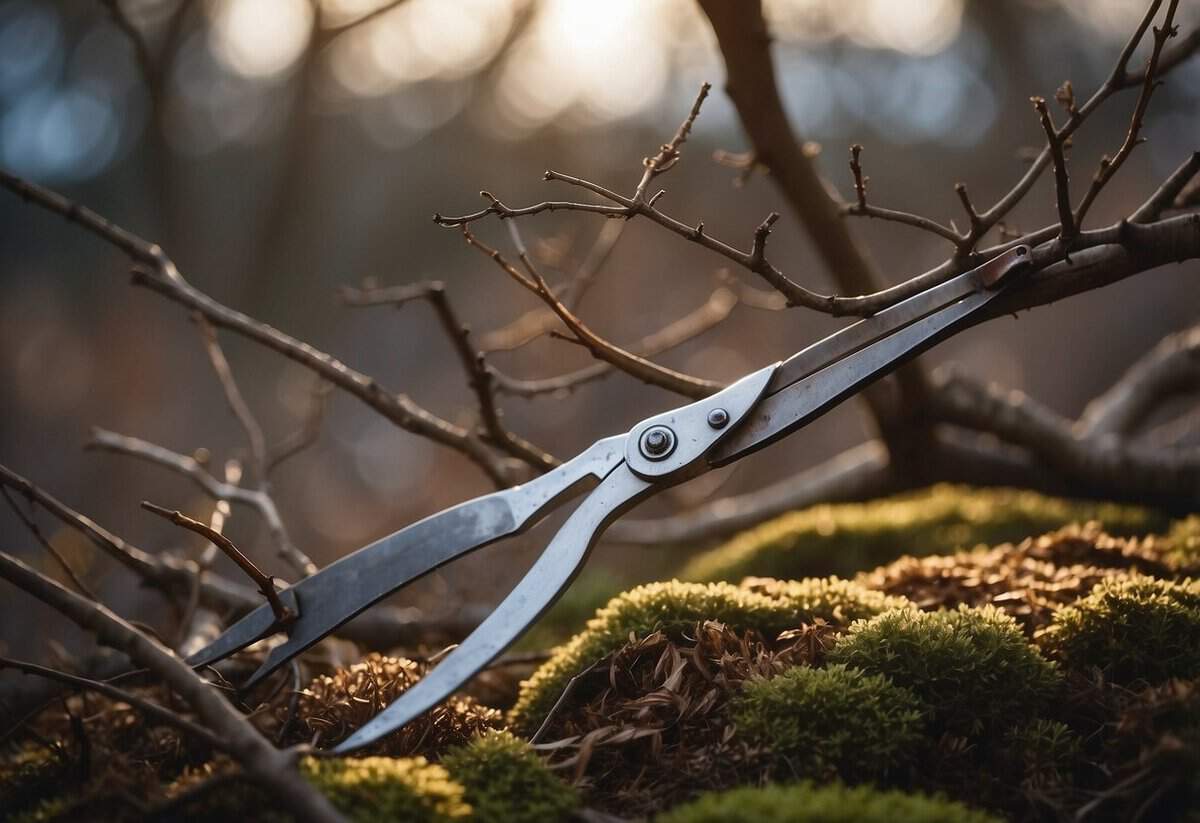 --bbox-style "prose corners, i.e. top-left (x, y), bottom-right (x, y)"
top-left (186, 438), bottom-right (626, 681)
top-left (335, 458), bottom-right (653, 753)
